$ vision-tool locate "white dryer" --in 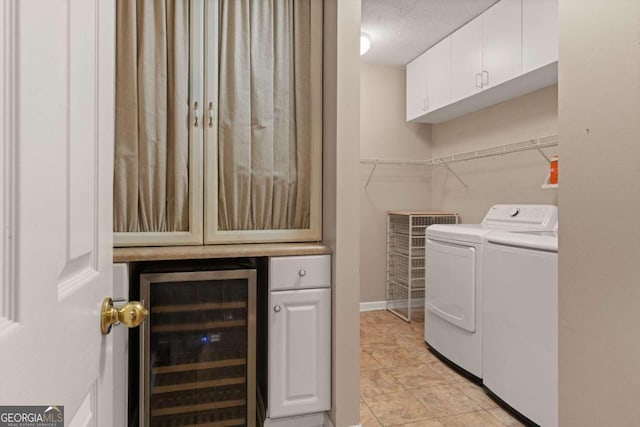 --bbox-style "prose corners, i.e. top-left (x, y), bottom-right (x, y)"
top-left (482, 230), bottom-right (558, 427)
top-left (424, 205), bottom-right (558, 379)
